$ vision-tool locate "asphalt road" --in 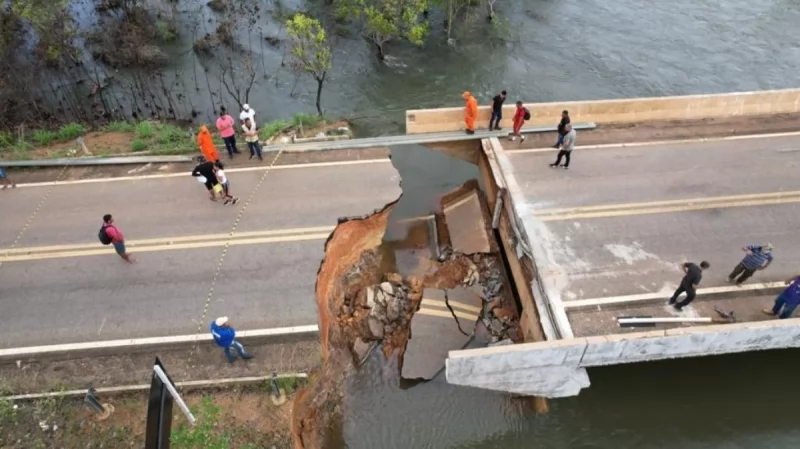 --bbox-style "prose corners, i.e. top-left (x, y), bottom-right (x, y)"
top-left (0, 159), bottom-right (400, 348)
top-left (506, 134), bottom-right (800, 301)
